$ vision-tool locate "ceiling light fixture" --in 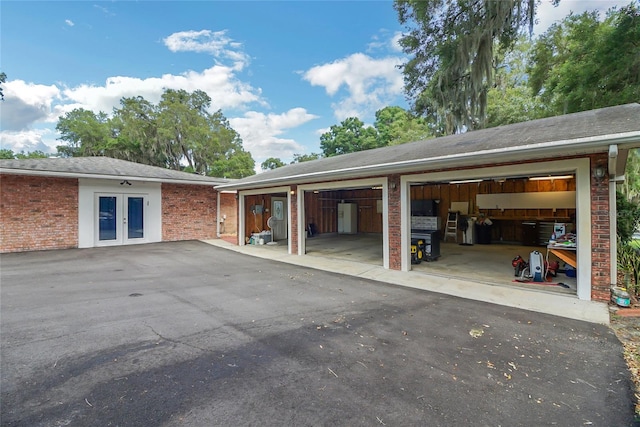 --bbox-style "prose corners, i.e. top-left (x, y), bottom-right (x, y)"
top-left (449, 179), bottom-right (483, 184)
top-left (528, 175), bottom-right (573, 181)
